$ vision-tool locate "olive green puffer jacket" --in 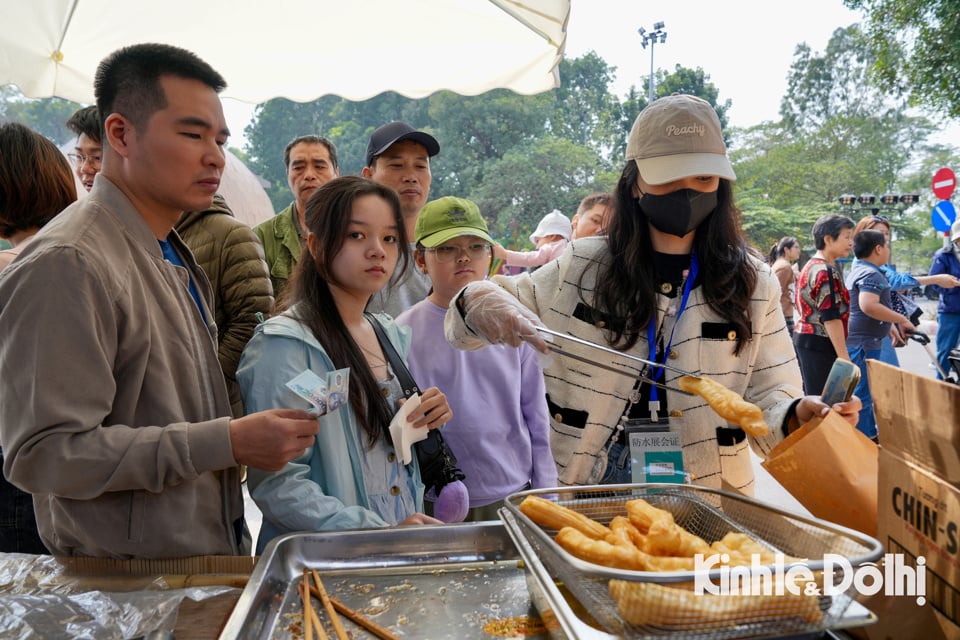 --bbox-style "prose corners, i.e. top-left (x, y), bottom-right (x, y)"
top-left (176, 195), bottom-right (274, 417)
